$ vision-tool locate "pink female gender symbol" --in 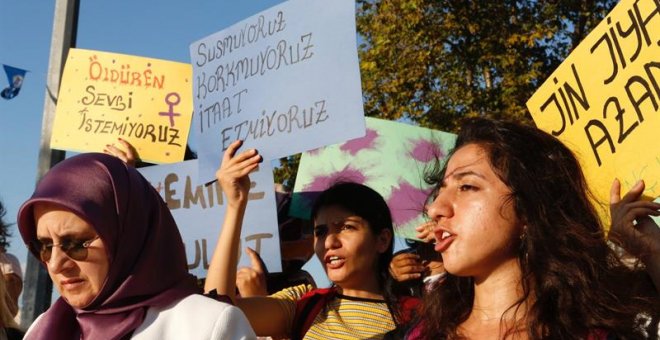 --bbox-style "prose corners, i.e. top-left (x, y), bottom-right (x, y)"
top-left (159, 92), bottom-right (181, 127)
